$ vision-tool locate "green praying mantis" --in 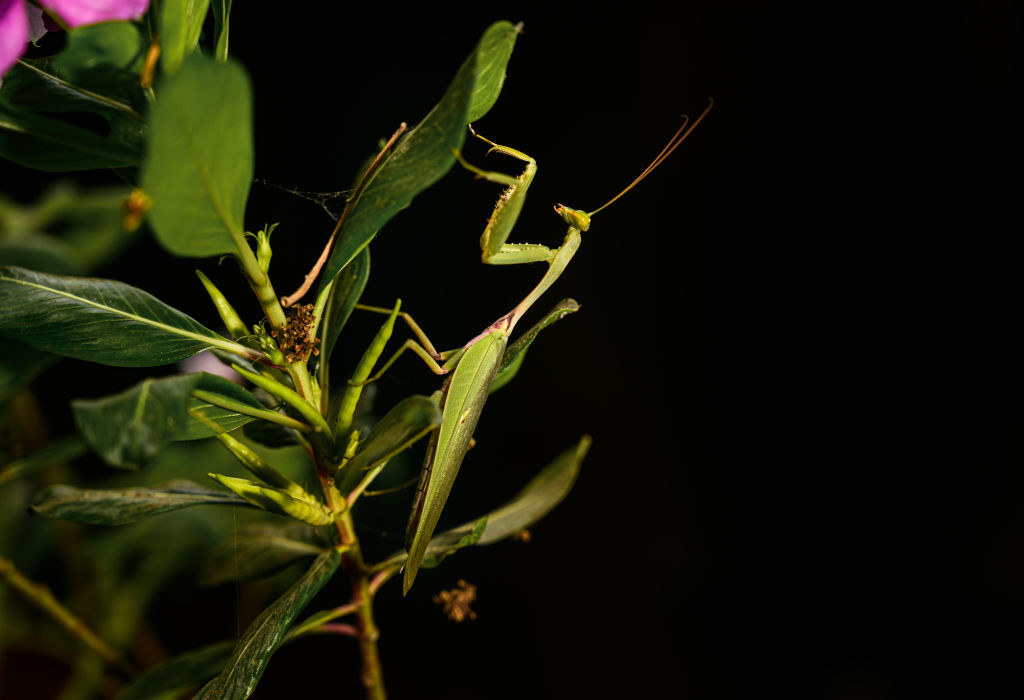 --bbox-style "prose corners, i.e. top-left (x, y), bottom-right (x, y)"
top-left (339, 100), bottom-right (713, 593)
